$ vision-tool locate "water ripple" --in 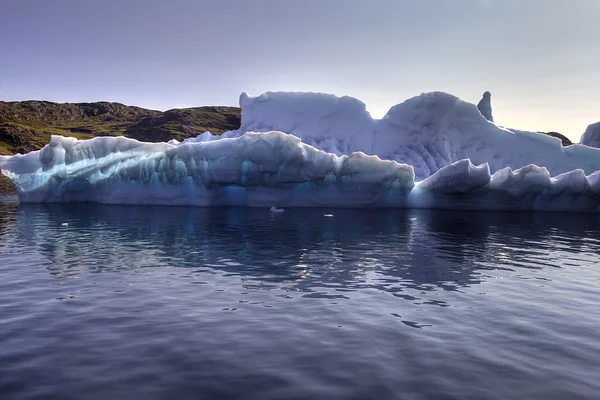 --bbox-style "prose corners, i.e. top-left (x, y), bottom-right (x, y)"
top-left (1, 202), bottom-right (600, 399)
